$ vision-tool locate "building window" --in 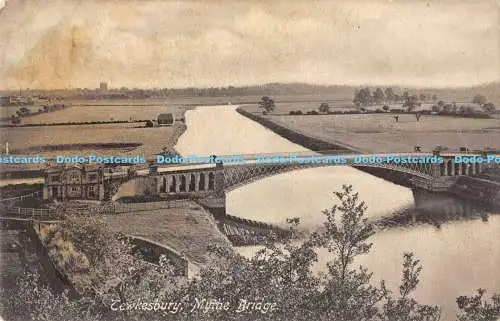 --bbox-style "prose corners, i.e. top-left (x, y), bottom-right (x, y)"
top-left (50, 175), bottom-right (60, 182)
top-left (88, 174), bottom-right (97, 181)
top-left (208, 172), bottom-right (215, 190)
top-left (71, 187), bottom-right (78, 192)
top-left (88, 185), bottom-right (96, 197)
top-left (198, 173), bottom-right (205, 191)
